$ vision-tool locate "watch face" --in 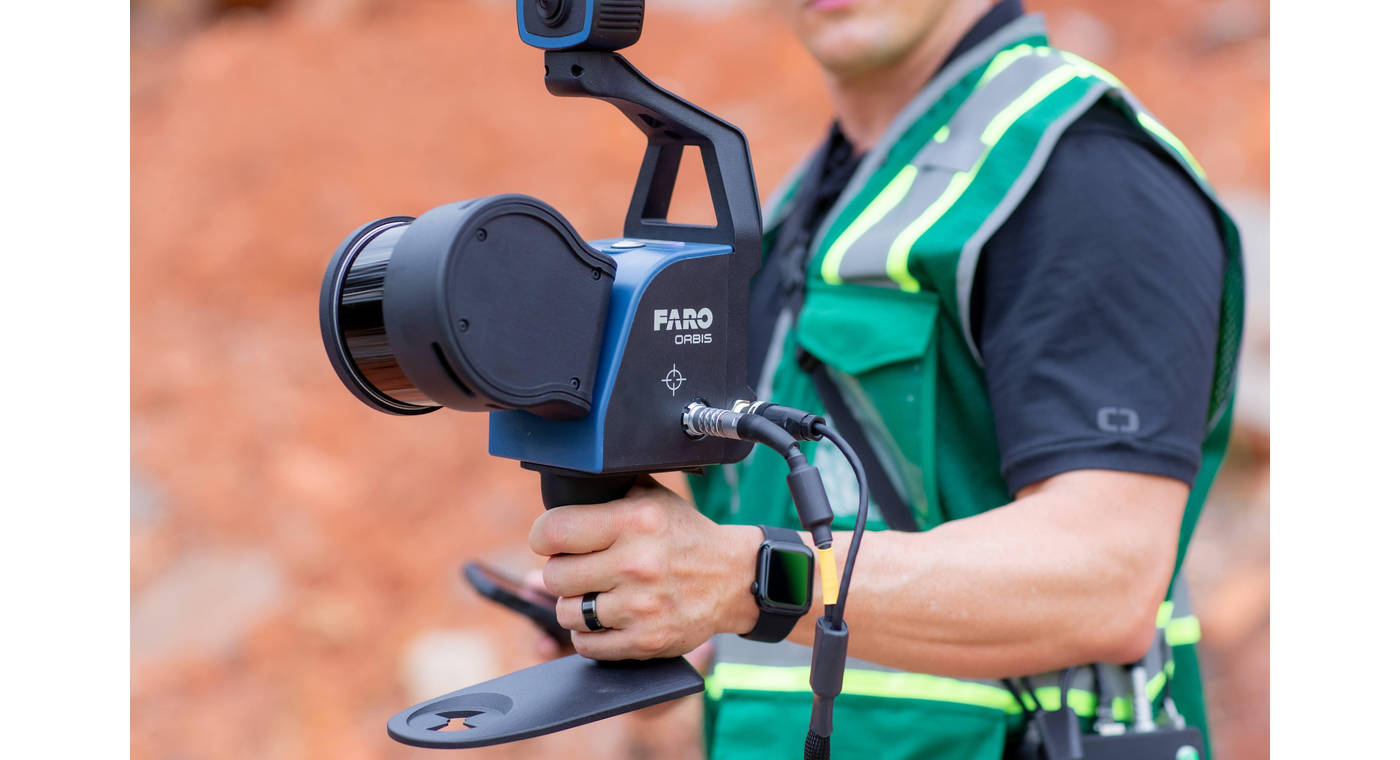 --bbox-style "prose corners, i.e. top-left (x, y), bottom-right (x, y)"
top-left (763, 546), bottom-right (811, 610)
